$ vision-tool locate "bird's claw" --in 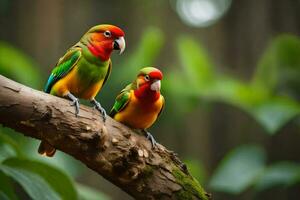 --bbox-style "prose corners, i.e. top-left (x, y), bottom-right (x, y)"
top-left (70, 98), bottom-right (80, 116)
top-left (96, 106), bottom-right (107, 122)
top-left (91, 99), bottom-right (106, 122)
top-left (145, 131), bottom-right (158, 148)
top-left (66, 92), bottom-right (80, 117)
